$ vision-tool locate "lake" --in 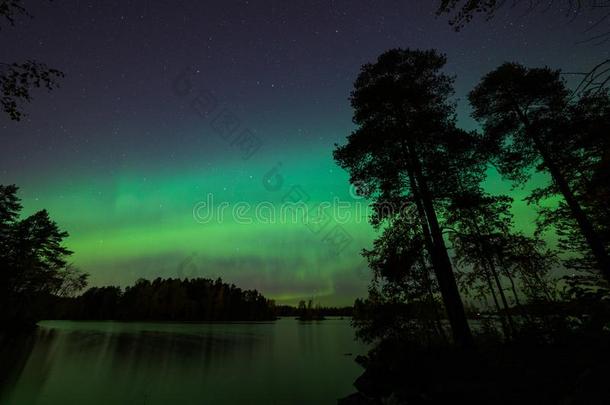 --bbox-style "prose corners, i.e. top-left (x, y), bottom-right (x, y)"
top-left (0, 318), bottom-right (367, 405)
